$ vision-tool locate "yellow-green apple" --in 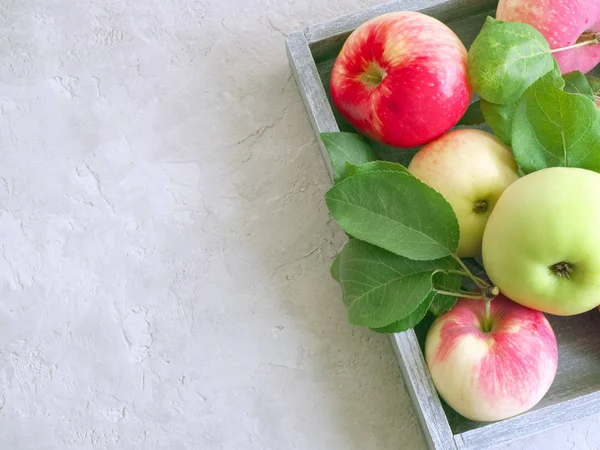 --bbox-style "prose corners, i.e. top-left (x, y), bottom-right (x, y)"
top-left (496, 0), bottom-right (600, 74)
top-left (483, 167), bottom-right (600, 315)
top-left (407, 129), bottom-right (519, 258)
top-left (330, 12), bottom-right (472, 148)
top-left (425, 295), bottom-right (557, 422)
